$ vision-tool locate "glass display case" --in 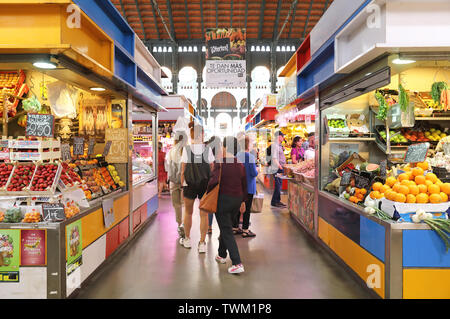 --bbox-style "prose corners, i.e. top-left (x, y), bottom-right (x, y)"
top-left (132, 115), bottom-right (156, 186)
